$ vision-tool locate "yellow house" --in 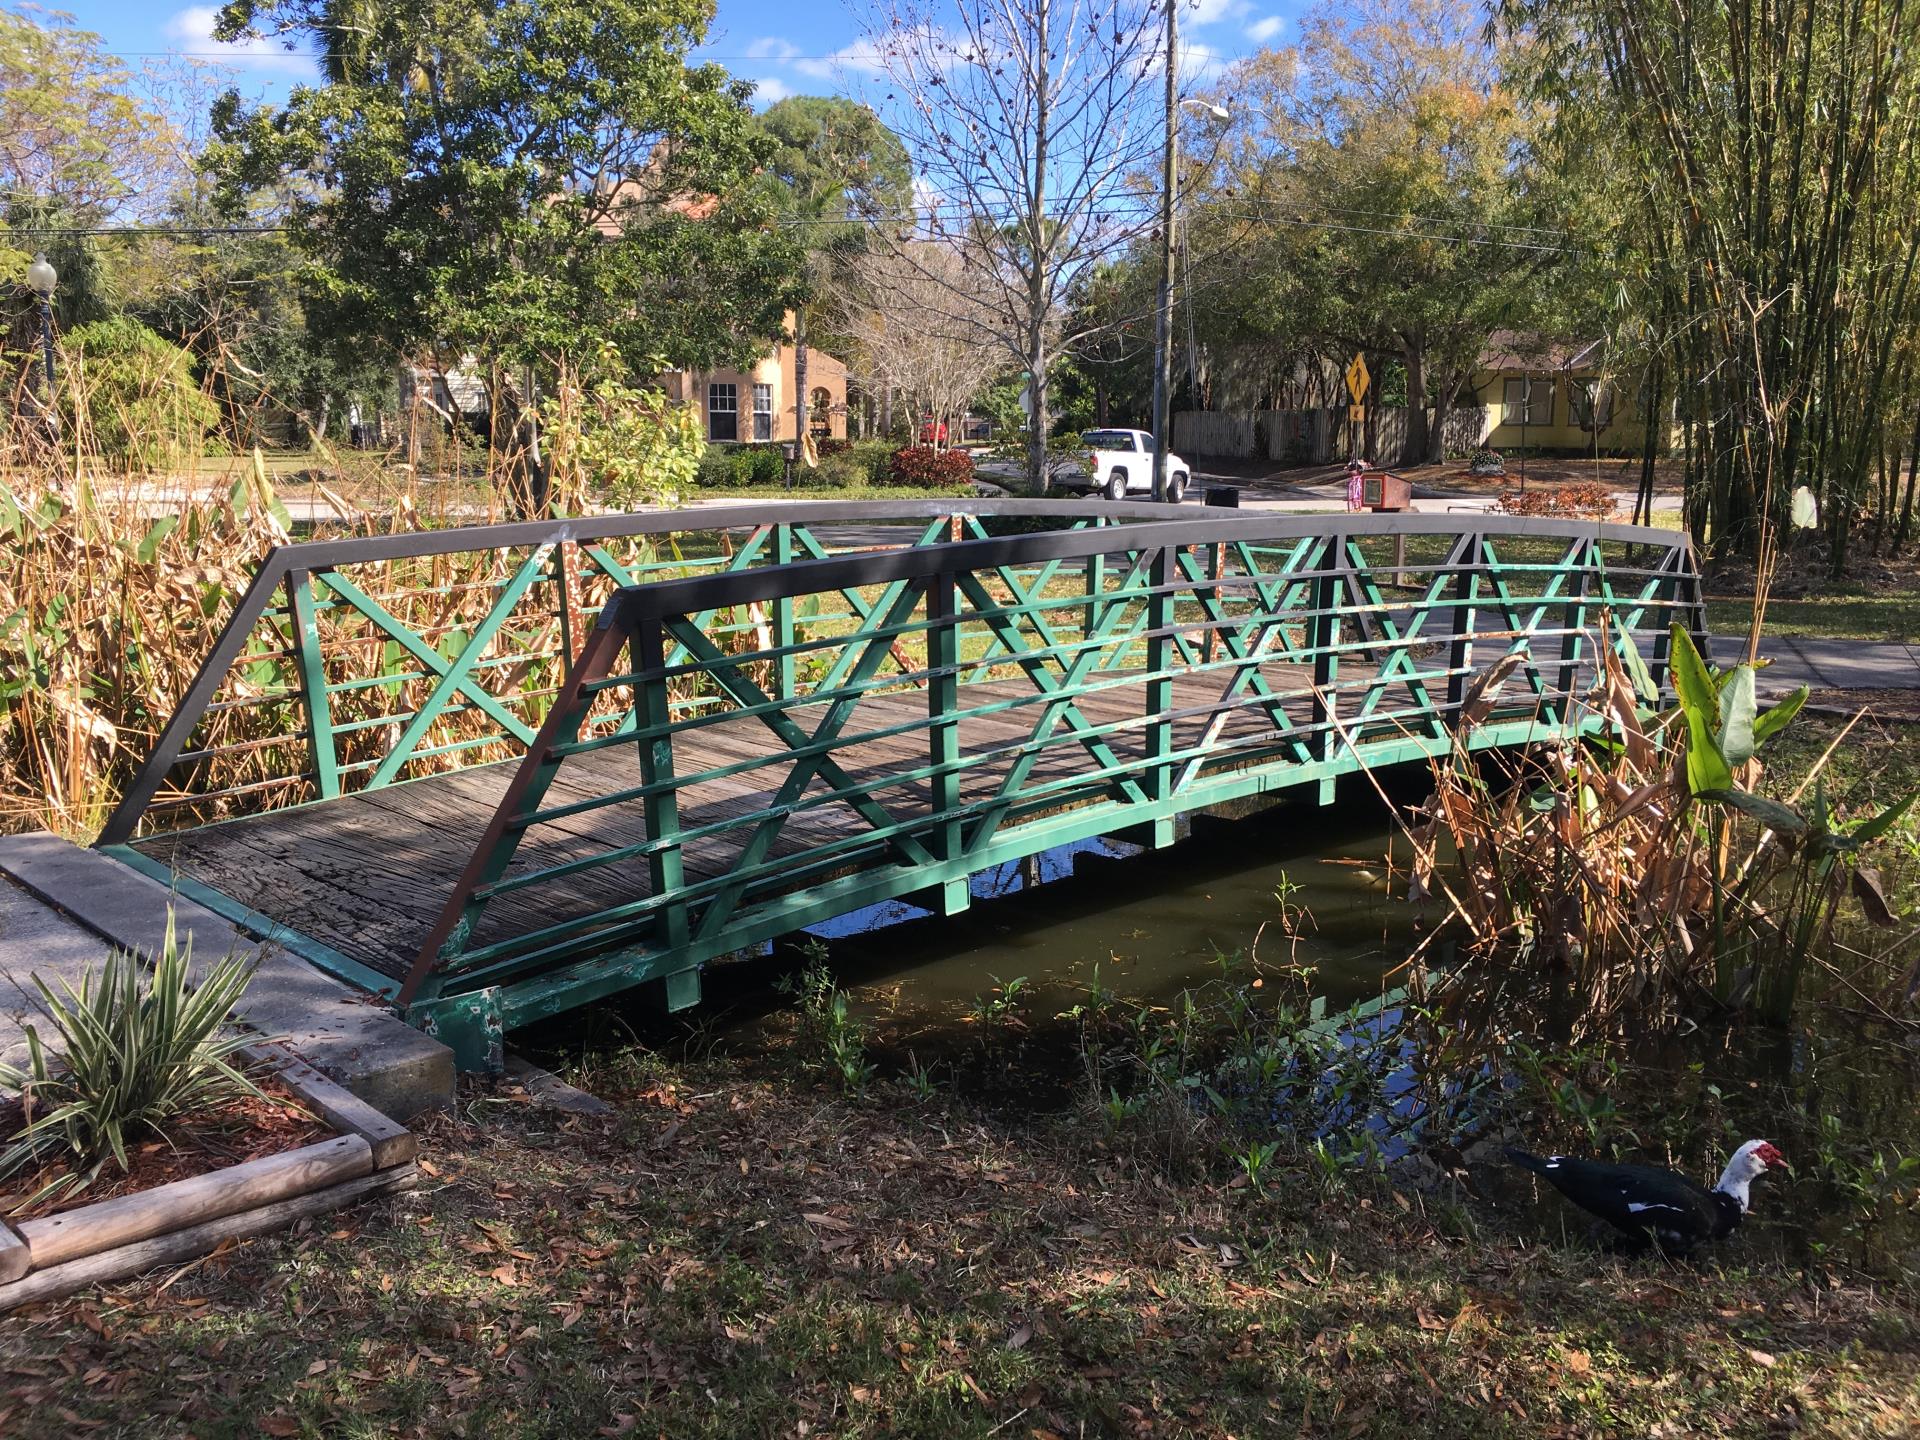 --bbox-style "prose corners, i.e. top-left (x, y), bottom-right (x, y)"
top-left (1469, 332), bottom-right (1662, 455)
top-left (657, 324), bottom-right (849, 445)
